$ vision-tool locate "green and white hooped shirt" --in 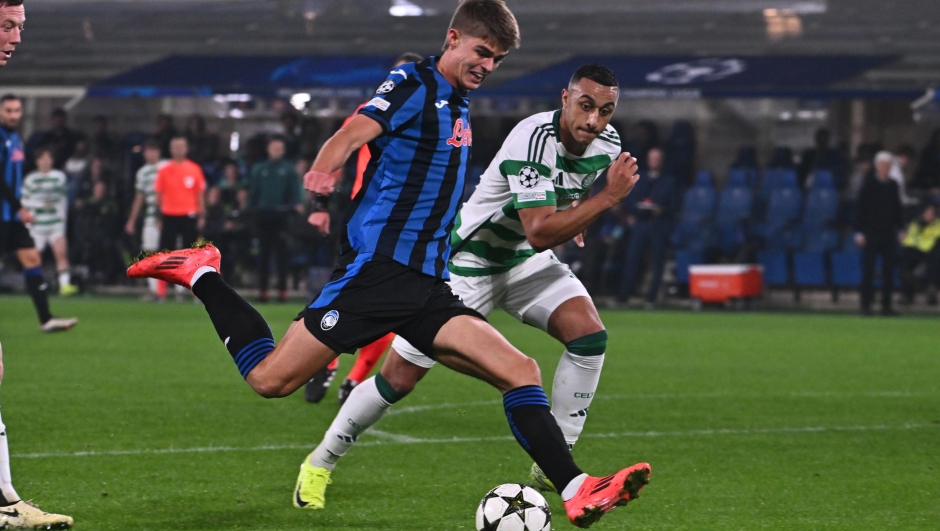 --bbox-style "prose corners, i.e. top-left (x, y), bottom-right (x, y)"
top-left (21, 169), bottom-right (68, 229)
top-left (449, 110), bottom-right (621, 277)
top-left (135, 162), bottom-right (166, 222)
